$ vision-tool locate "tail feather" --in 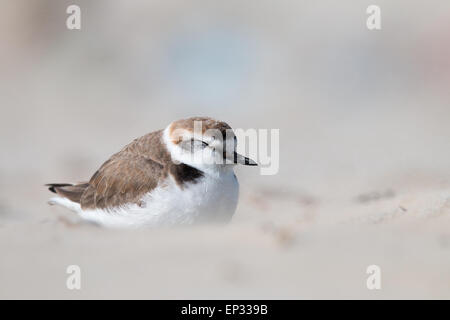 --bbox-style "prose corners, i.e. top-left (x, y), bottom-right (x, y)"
top-left (46, 183), bottom-right (73, 193)
top-left (45, 183), bottom-right (89, 204)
